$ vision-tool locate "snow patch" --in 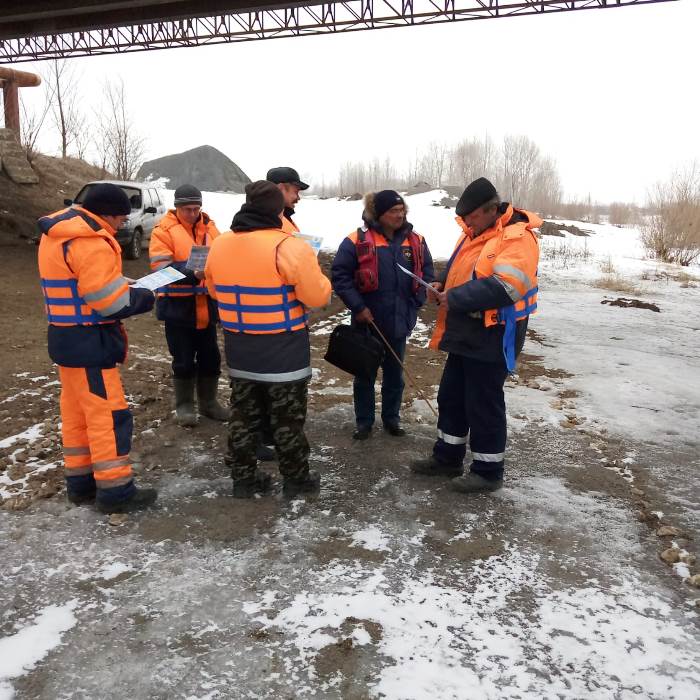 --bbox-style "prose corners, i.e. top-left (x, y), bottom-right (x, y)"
top-left (350, 526), bottom-right (390, 552)
top-left (0, 601), bottom-right (78, 699)
top-left (0, 423), bottom-right (44, 449)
